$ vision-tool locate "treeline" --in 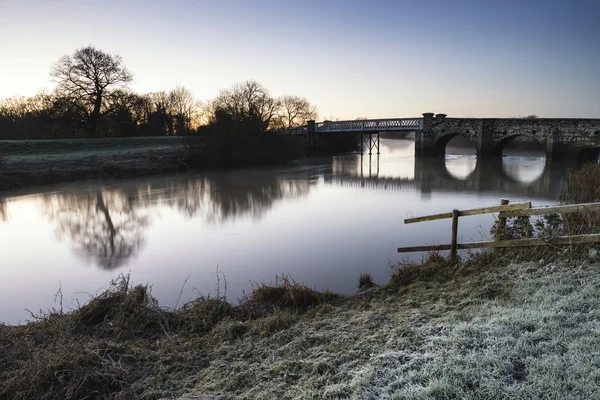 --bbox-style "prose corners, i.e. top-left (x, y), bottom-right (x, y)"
top-left (0, 46), bottom-right (317, 140)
